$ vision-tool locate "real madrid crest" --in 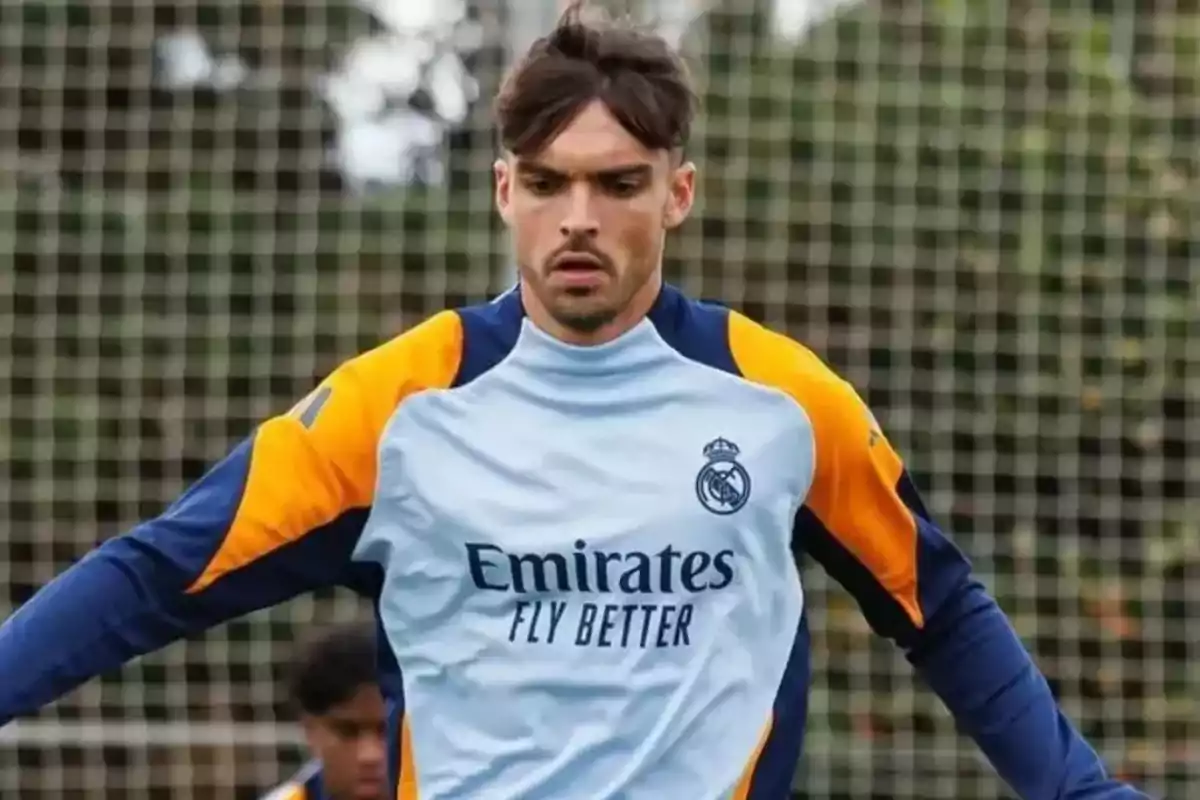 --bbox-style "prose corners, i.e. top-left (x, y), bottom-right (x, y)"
top-left (695, 437), bottom-right (751, 515)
